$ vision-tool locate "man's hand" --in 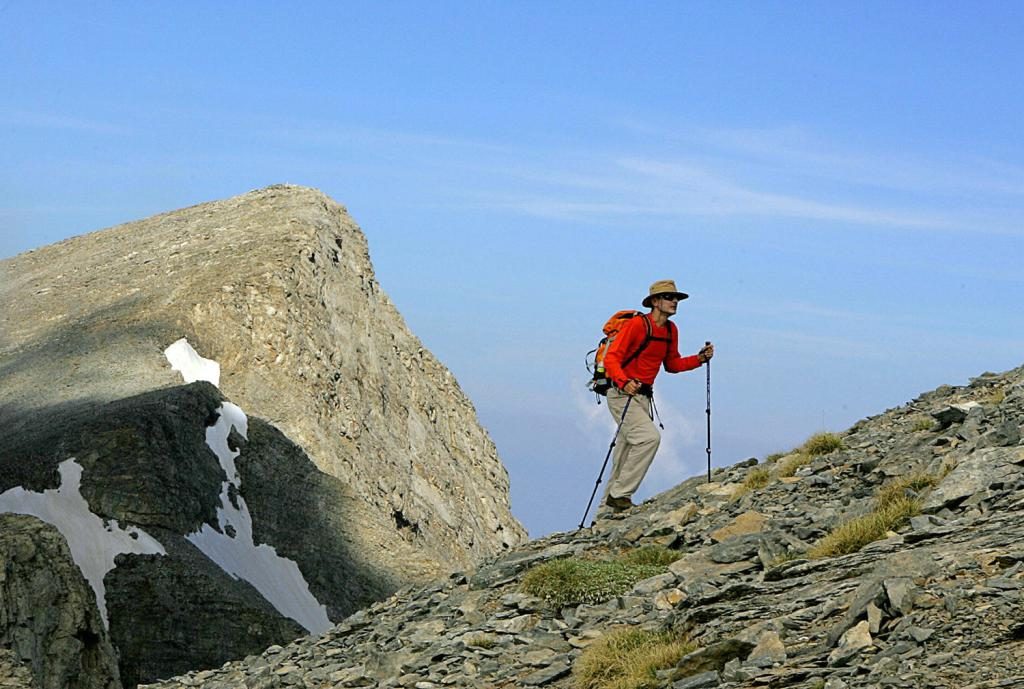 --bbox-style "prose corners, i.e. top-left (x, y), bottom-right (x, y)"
top-left (698, 342), bottom-right (714, 364)
top-left (623, 379), bottom-right (642, 396)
